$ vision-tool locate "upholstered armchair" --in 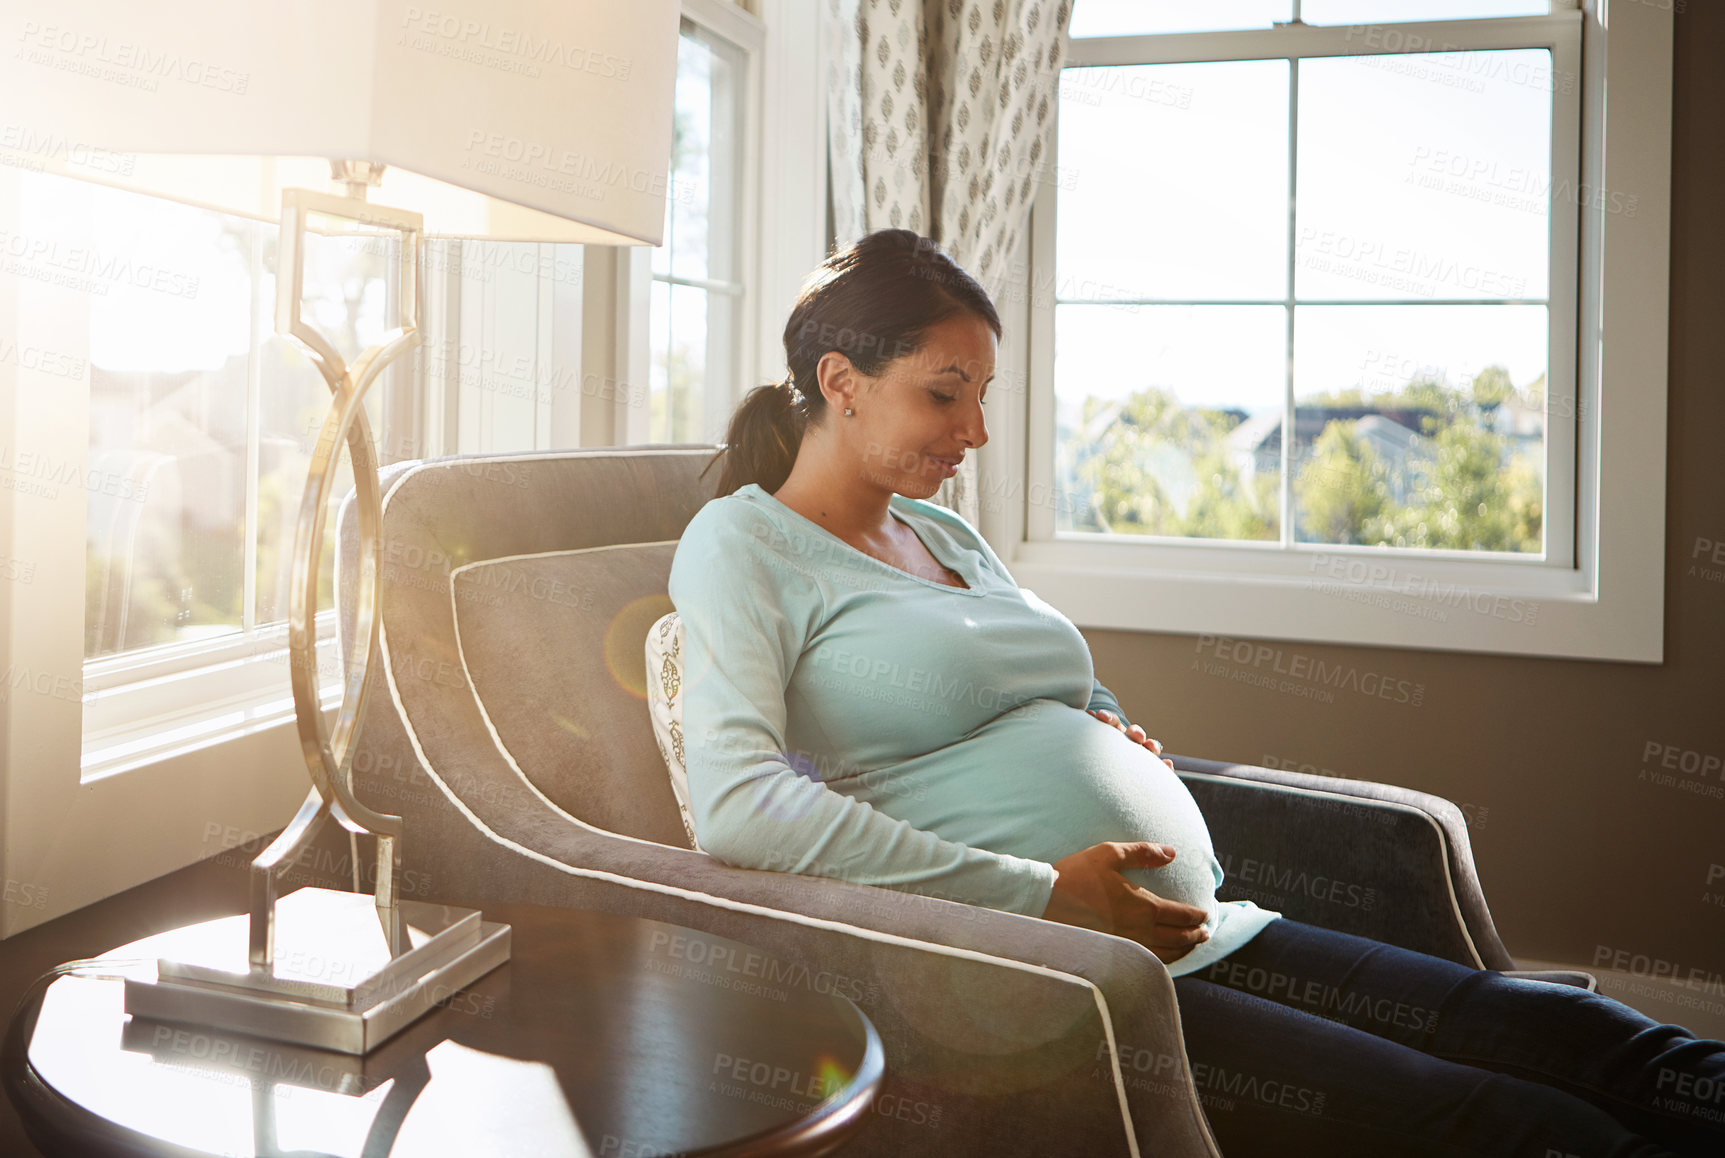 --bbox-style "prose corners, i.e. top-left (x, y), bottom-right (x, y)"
top-left (332, 444), bottom-right (1582, 1158)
